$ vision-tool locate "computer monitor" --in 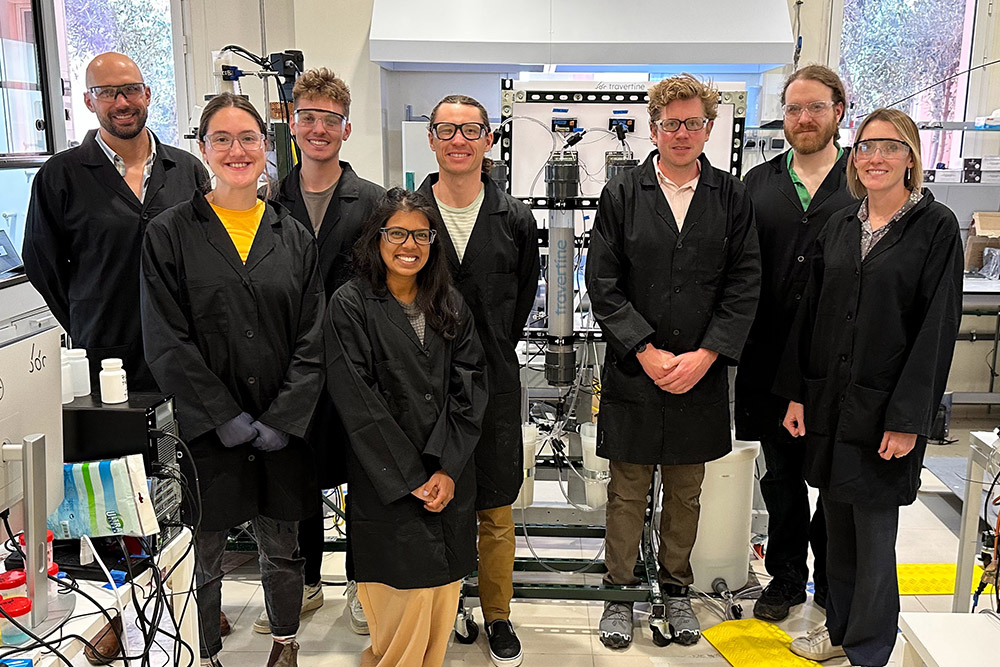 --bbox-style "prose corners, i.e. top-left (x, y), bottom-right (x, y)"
top-left (0, 277), bottom-right (64, 515)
